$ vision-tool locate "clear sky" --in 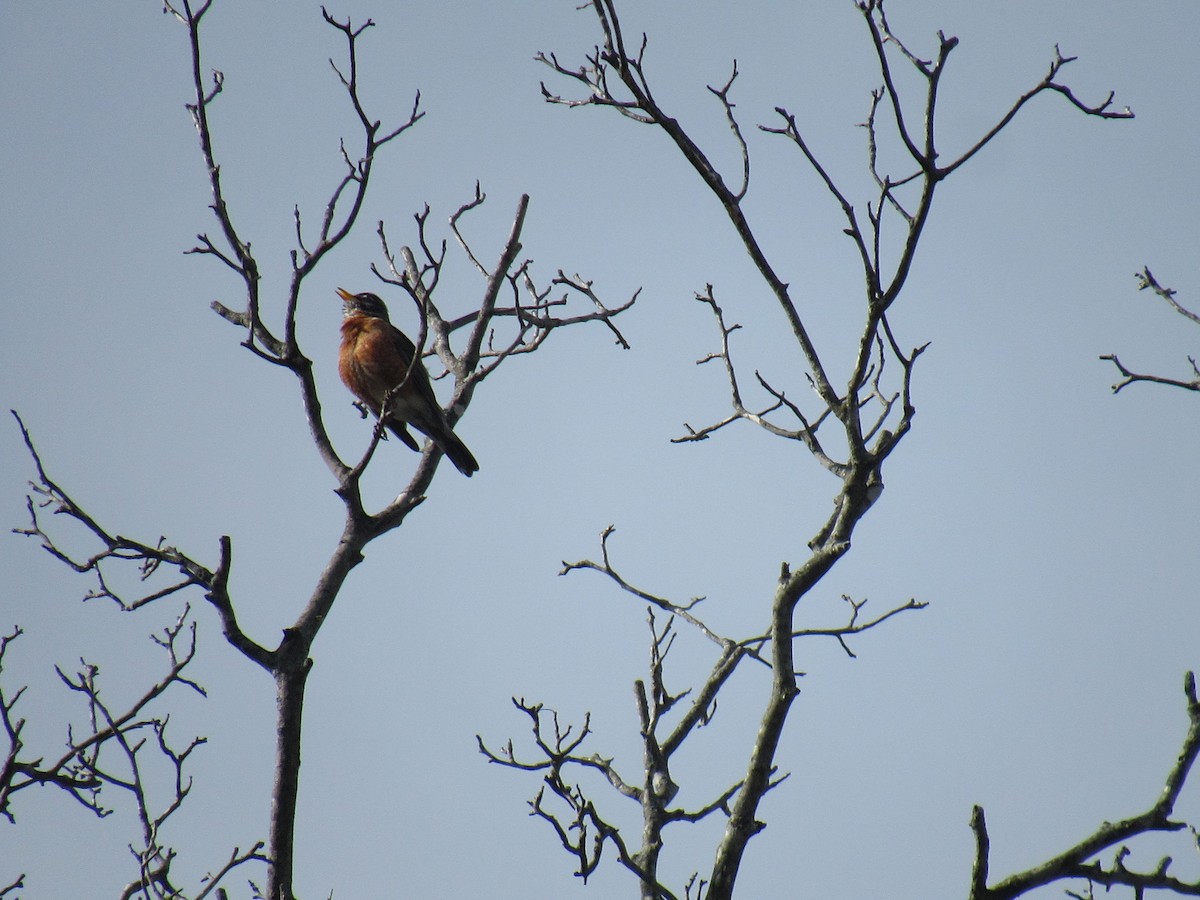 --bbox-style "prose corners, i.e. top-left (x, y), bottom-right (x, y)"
top-left (3, 1), bottom-right (1199, 897)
